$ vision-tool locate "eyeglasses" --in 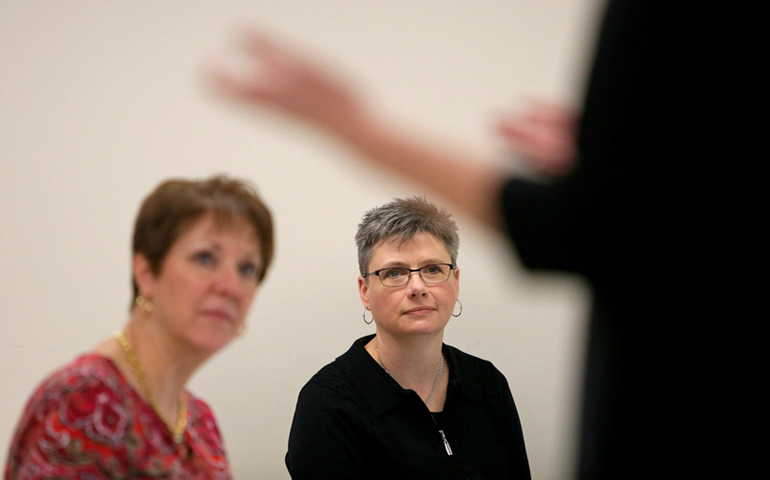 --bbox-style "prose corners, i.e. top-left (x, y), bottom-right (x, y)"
top-left (365, 263), bottom-right (456, 287)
